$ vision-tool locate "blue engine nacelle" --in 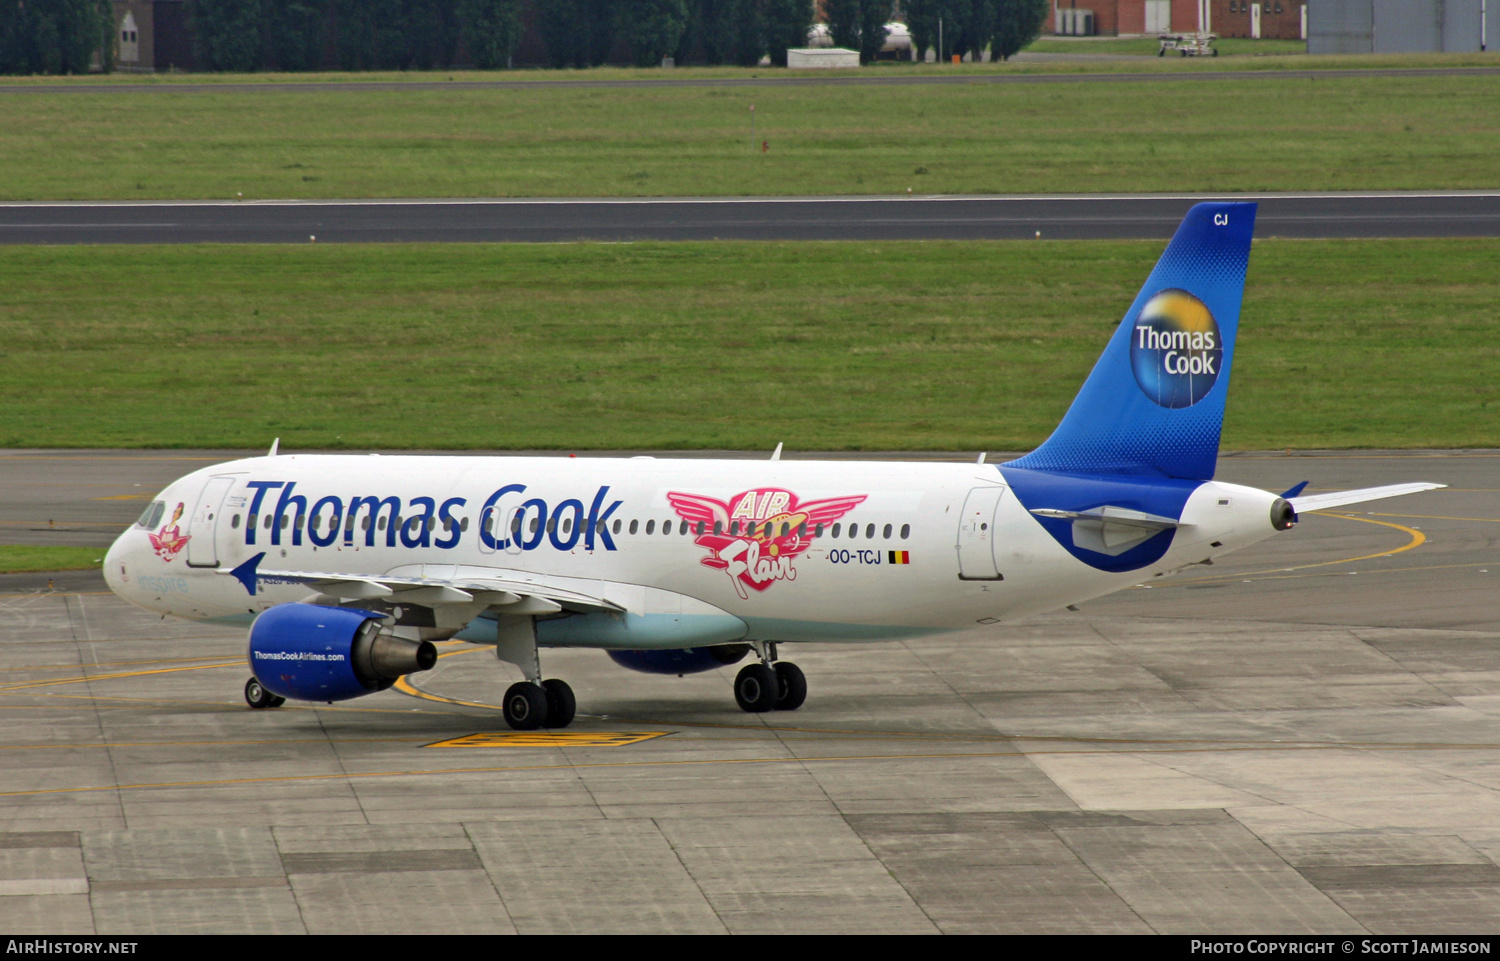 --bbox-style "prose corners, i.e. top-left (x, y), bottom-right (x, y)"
top-left (248, 603), bottom-right (437, 703)
top-left (607, 644), bottom-right (751, 676)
